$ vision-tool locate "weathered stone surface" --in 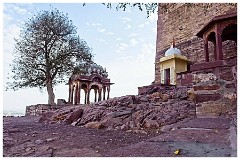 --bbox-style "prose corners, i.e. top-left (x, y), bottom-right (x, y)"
top-left (64, 108), bottom-right (83, 124)
top-left (195, 103), bottom-right (235, 118)
top-left (225, 83), bottom-right (235, 89)
top-left (38, 111), bottom-right (55, 123)
top-left (100, 117), bottom-right (123, 127)
top-left (220, 67), bottom-right (234, 81)
top-left (38, 95), bottom-right (196, 131)
top-left (187, 88), bottom-right (196, 101)
top-left (84, 121), bottom-right (105, 129)
top-left (193, 73), bottom-right (218, 83)
top-left (178, 73), bottom-right (193, 86)
top-left (223, 93), bottom-right (237, 103)
top-left (162, 94), bottom-right (170, 102)
top-left (143, 119), bottom-right (159, 129)
top-left (26, 104), bottom-right (65, 116)
top-left (132, 129), bottom-right (147, 134)
top-left (35, 139), bottom-right (44, 145)
top-left (55, 148), bottom-right (102, 157)
top-left (8, 128), bottom-right (21, 133)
